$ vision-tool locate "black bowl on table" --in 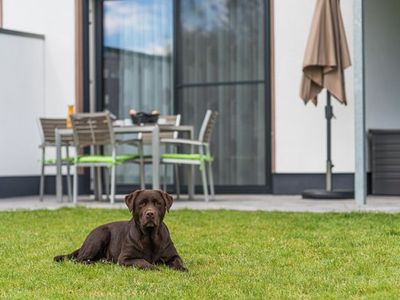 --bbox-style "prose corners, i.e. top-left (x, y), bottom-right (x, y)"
top-left (130, 112), bottom-right (159, 125)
